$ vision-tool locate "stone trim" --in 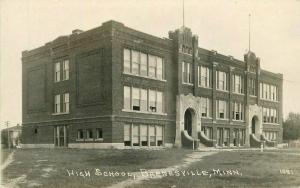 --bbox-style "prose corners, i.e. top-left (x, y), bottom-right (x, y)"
top-left (21, 144), bottom-right (55, 148)
top-left (68, 143), bottom-right (124, 149)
